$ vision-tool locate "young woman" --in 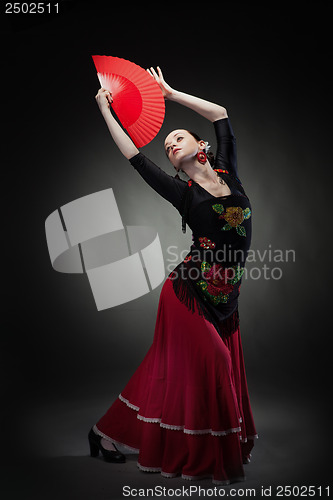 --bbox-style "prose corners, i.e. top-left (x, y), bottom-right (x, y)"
top-left (89, 67), bottom-right (257, 484)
